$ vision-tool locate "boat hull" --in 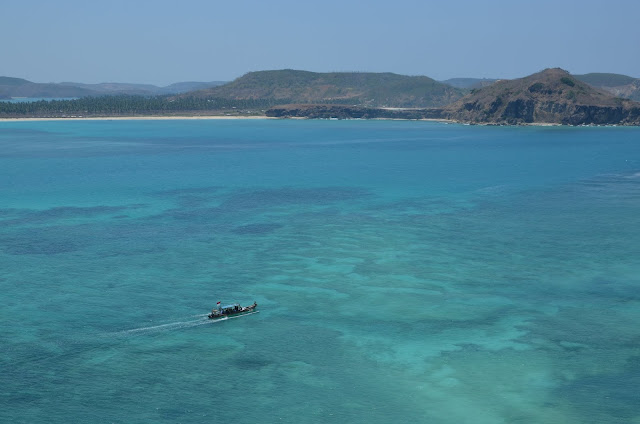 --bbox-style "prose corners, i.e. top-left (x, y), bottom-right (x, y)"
top-left (207, 302), bottom-right (257, 319)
